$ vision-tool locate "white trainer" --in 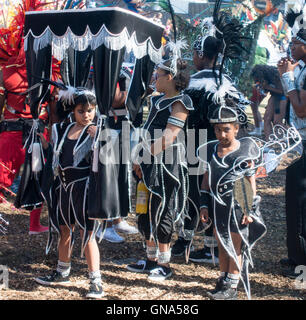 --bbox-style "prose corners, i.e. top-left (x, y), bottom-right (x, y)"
top-left (113, 220), bottom-right (139, 235)
top-left (102, 227), bottom-right (125, 243)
